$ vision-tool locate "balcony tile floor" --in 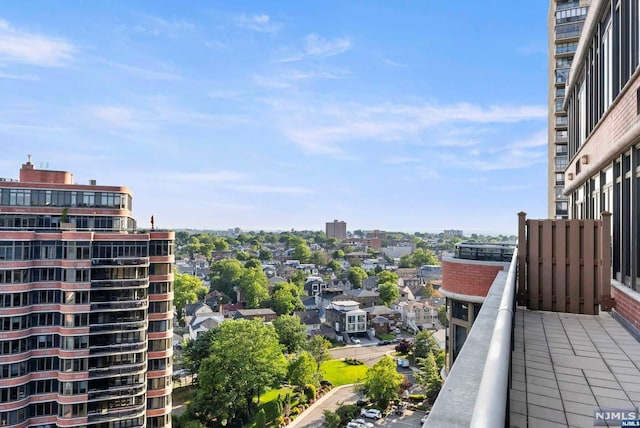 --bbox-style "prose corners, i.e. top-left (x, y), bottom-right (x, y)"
top-left (510, 309), bottom-right (640, 428)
